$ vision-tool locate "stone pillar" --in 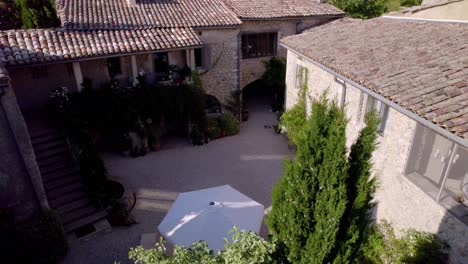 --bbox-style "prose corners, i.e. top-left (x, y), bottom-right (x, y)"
top-left (0, 66), bottom-right (49, 220)
top-left (72, 62), bottom-right (83, 92)
top-left (189, 49), bottom-right (196, 71)
top-left (131, 55), bottom-right (138, 85)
